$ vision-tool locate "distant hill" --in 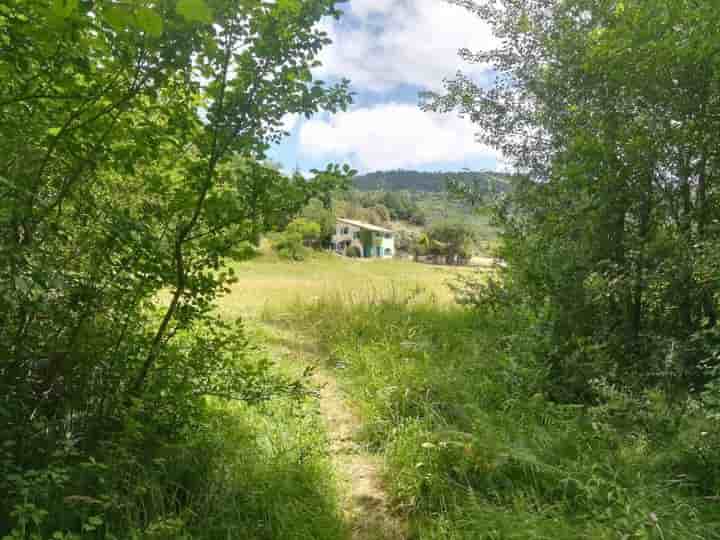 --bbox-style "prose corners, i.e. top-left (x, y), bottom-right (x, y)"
top-left (352, 169), bottom-right (511, 193)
